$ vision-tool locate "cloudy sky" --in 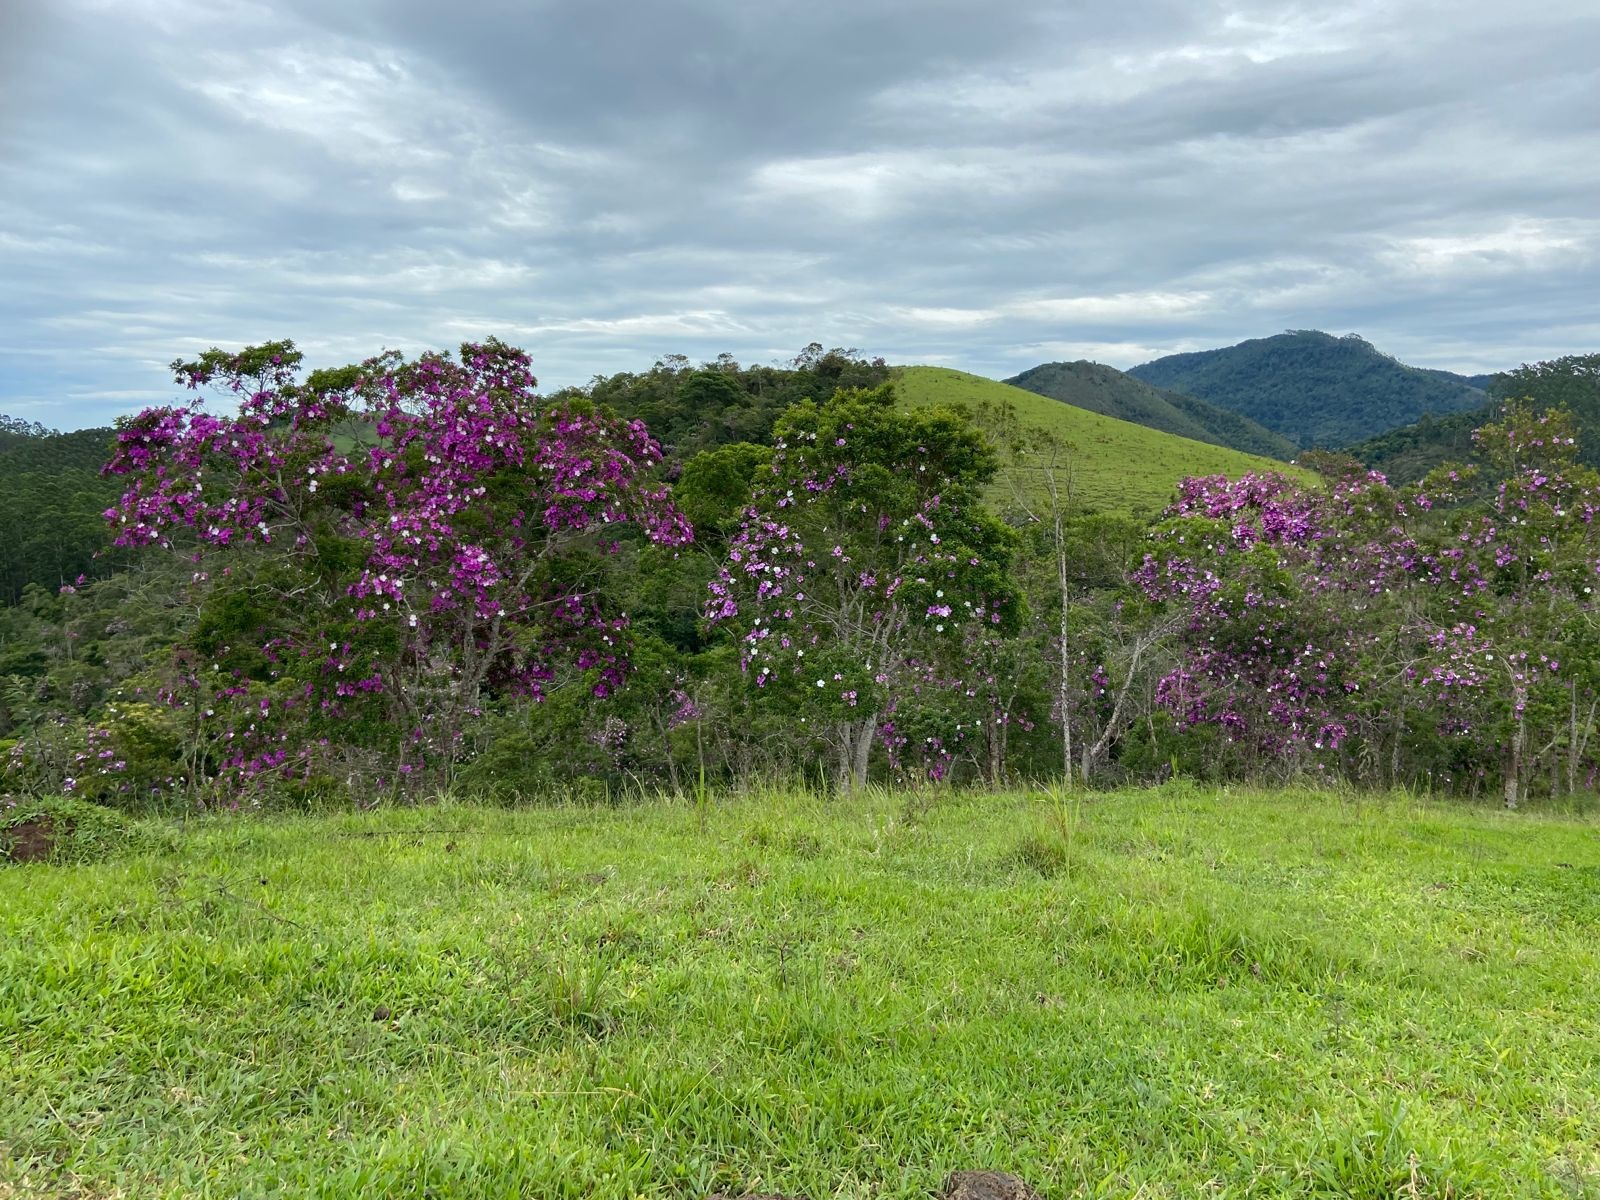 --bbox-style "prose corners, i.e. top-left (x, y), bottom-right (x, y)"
top-left (3, 0), bottom-right (1598, 428)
